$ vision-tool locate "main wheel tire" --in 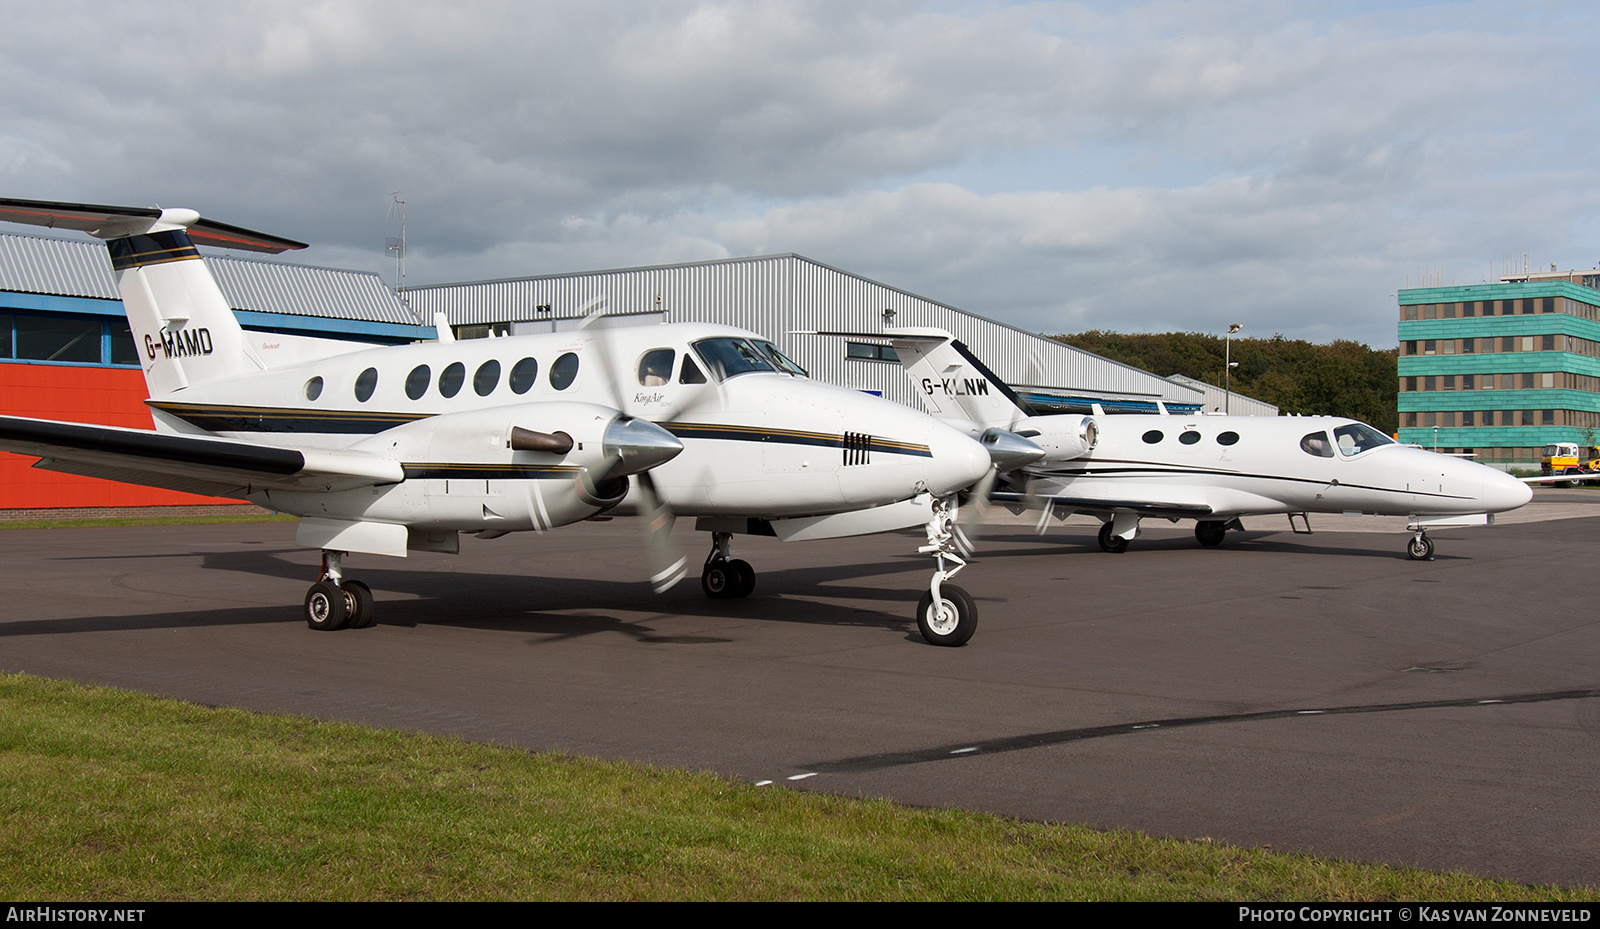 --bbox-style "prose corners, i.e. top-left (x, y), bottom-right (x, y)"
top-left (726, 559), bottom-right (756, 598)
top-left (305, 581), bottom-right (350, 631)
top-left (1407, 535), bottom-right (1435, 561)
top-left (344, 580), bottom-right (376, 629)
top-left (702, 561), bottom-right (738, 599)
top-left (1195, 520), bottom-right (1227, 547)
top-left (1097, 521), bottom-right (1129, 554)
top-left (916, 585), bottom-right (978, 647)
